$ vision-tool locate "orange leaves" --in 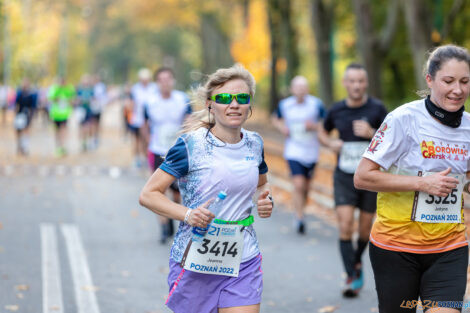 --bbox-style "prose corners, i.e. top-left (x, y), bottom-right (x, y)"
top-left (231, 0), bottom-right (270, 81)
